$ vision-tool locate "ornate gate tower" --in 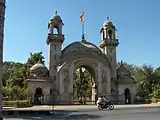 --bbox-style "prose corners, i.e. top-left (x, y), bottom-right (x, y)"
top-left (47, 11), bottom-right (65, 101)
top-left (99, 17), bottom-right (119, 94)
